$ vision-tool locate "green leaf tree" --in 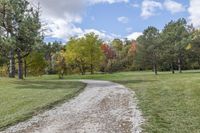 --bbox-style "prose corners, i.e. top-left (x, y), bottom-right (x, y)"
top-left (162, 18), bottom-right (190, 73)
top-left (137, 26), bottom-right (161, 75)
